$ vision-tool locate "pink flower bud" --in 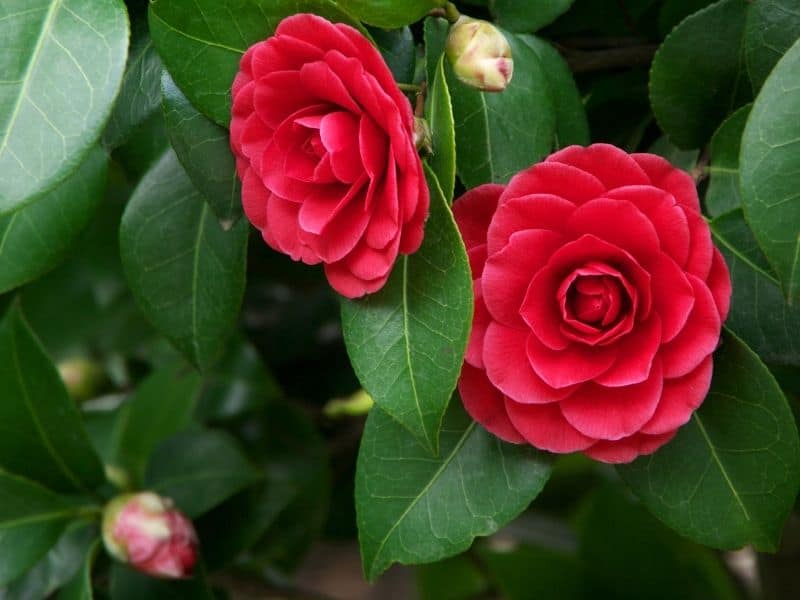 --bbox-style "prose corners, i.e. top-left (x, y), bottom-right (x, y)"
top-left (446, 16), bottom-right (513, 92)
top-left (102, 492), bottom-right (198, 579)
